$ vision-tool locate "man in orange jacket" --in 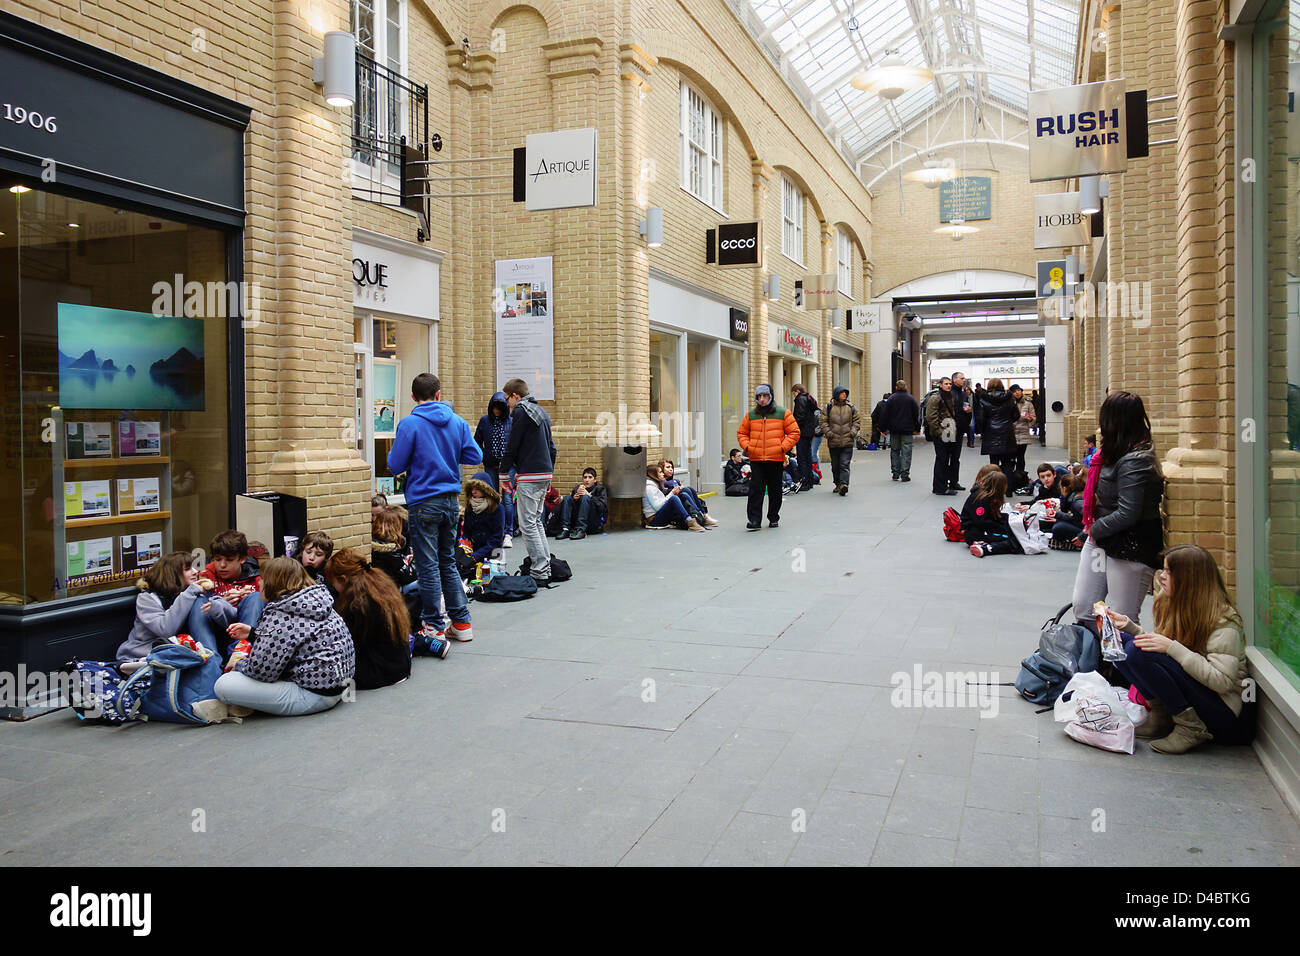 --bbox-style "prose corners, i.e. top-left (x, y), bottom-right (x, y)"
top-left (737, 384), bottom-right (800, 530)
